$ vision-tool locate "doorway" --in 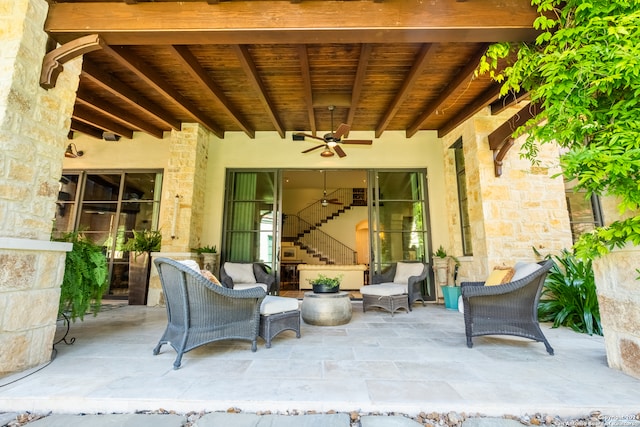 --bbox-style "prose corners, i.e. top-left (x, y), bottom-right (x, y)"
top-left (221, 168), bottom-right (433, 299)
